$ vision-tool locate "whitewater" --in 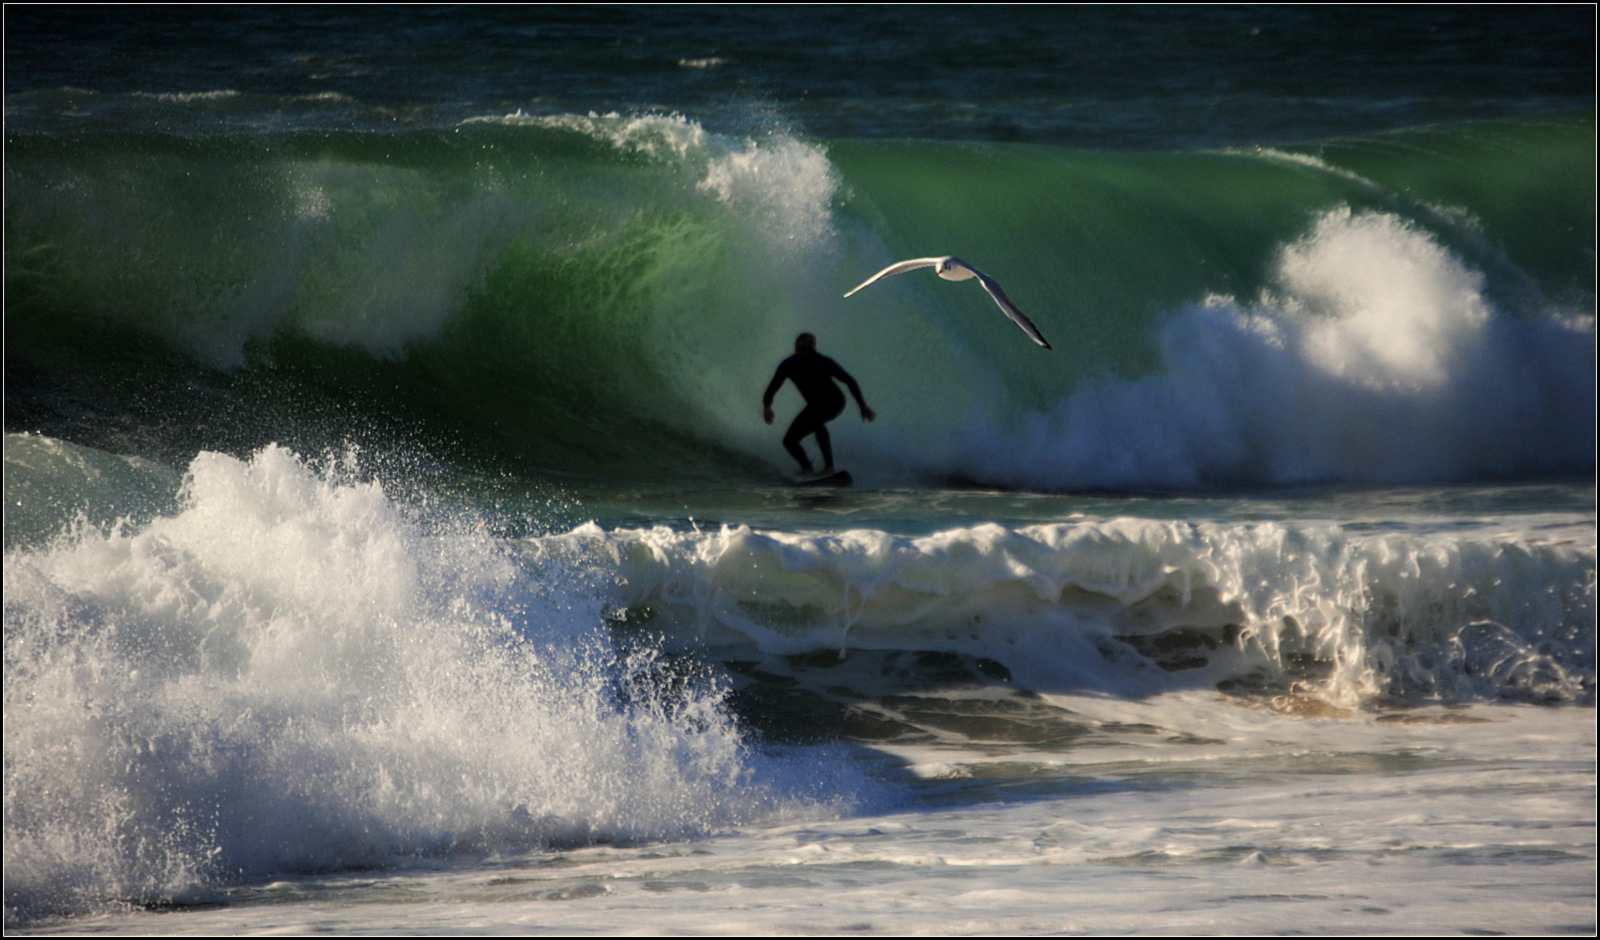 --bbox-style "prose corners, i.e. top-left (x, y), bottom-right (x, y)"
top-left (5, 6), bottom-right (1595, 935)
